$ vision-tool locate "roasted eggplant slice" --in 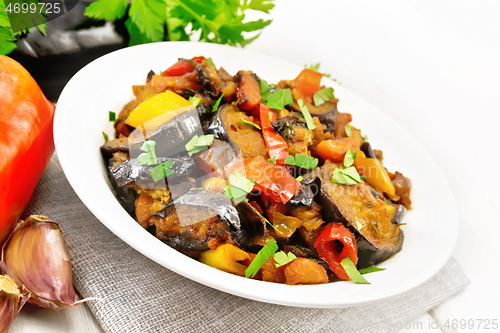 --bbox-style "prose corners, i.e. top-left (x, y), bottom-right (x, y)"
top-left (152, 189), bottom-right (245, 253)
top-left (129, 108), bottom-right (202, 158)
top-left (235, 200), bottom-right (268, 251)
top-left (289, 100), bottom-right (338, 126)
top-left (318, 160), bottom-right (403, 268)
top-left (205, 104), bottom-right (267, 158)
top-left (101, 137), bottom-right (129, 160)
top-left (109, 157), bottom-right (196, 188)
